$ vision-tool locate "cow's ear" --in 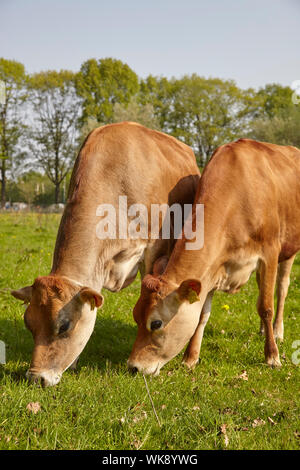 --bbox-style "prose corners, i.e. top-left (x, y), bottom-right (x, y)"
top-left (177, 280), bottom-right (201, 304)
top-left (79, 287), bottom-right (103, 309)
top-left (142, 274), bottom-right (162, 293)
top-left (11, 286), bottom-right (32, 304)
top-left (152, 256), bottom-right (169, 276)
